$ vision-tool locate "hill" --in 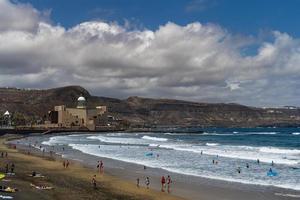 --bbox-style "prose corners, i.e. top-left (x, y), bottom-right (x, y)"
top-left (1, 86), bottom-right (300, 127)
